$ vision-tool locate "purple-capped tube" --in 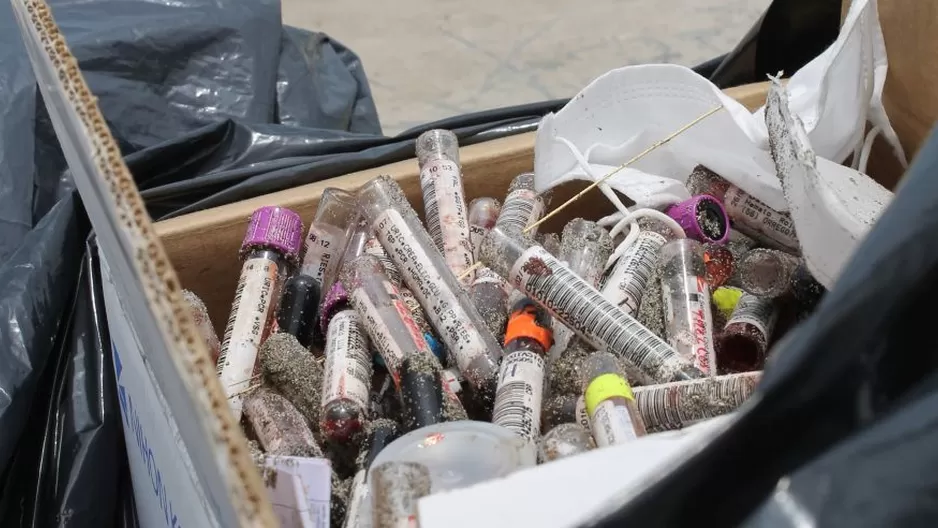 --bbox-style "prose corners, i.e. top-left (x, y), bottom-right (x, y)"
top-left (479, 226), bottom-right (704, 383)
top-left (356, 176), bottom-right (502, 398)
top-left (300, 188), bottom-right (357, 295)
top-left (217, 206), bottom-right (302, 419)
top-left (417, 130), bottom-right (476, 285)
top-left (665, 194), bottom-right (729, 244)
